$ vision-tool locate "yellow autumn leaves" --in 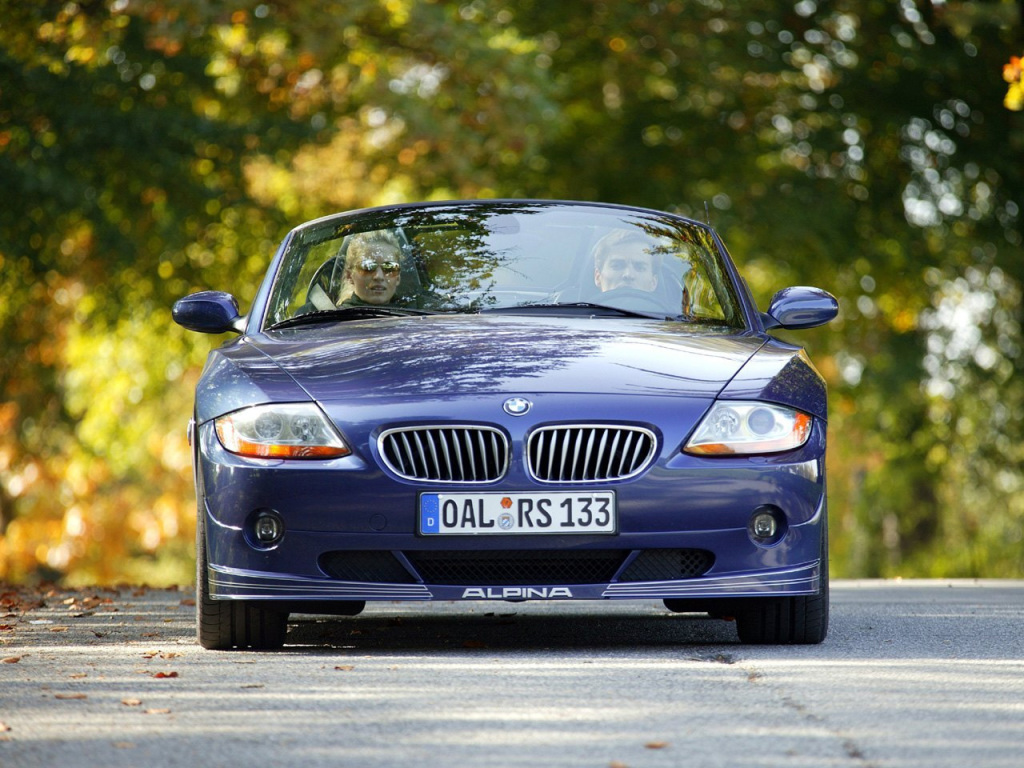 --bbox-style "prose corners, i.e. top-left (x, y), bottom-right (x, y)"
top-left (1005, 55), bottom-right (1023, 111)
